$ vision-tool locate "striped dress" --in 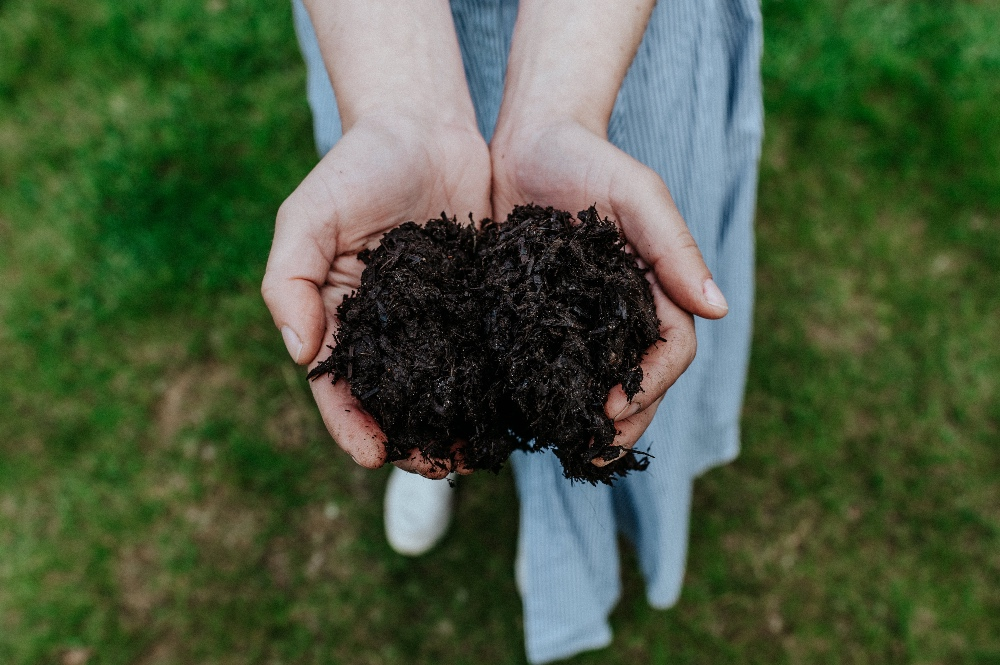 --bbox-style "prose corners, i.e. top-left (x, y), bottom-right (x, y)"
top-left (292, 1), bottom-right (763, 662)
